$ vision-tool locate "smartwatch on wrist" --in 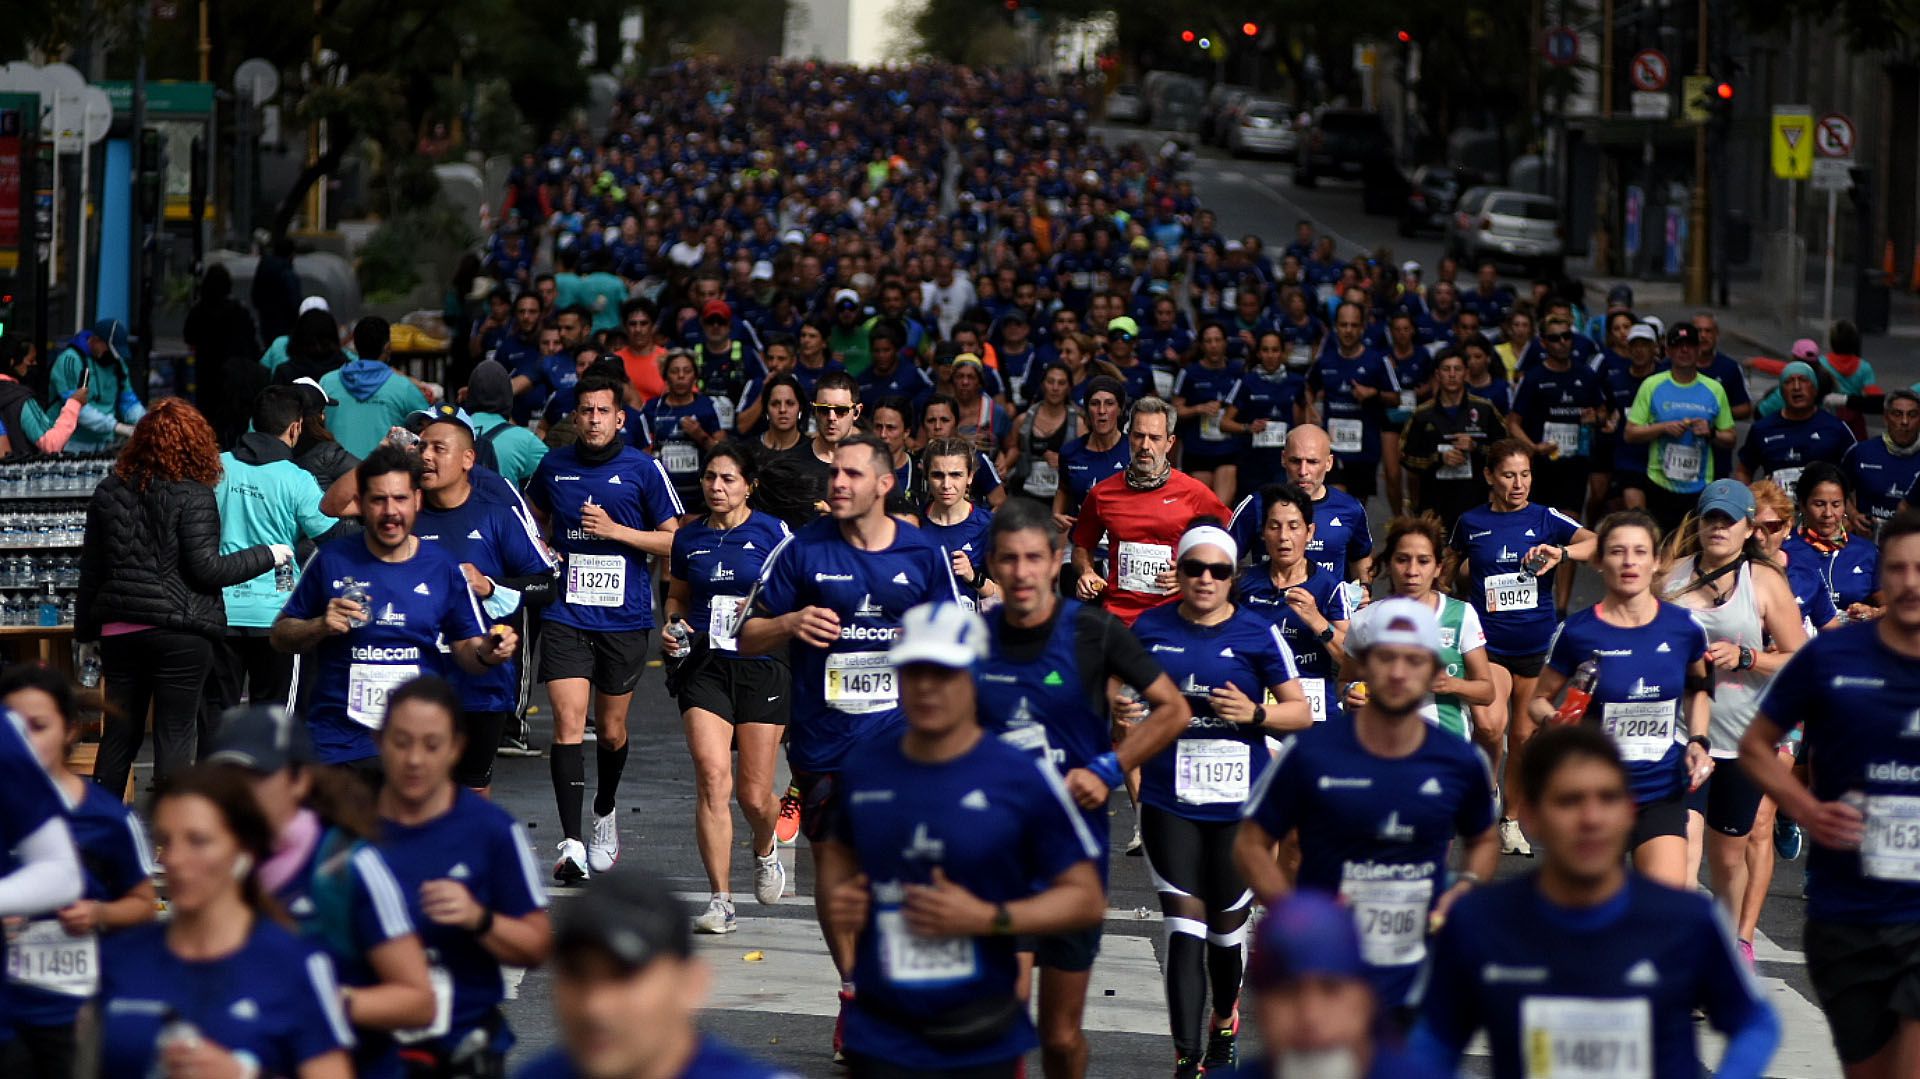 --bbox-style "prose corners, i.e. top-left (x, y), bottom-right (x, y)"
top-left (1316, 625), bottom-right (1336, 644)
top-left (1688, 734), bottom-right (1712, 753)
top-left (1251, 704), bottom-right (1267, 727)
